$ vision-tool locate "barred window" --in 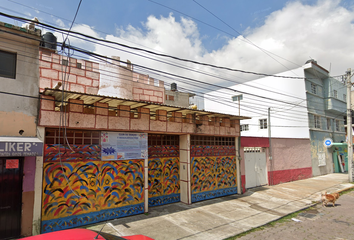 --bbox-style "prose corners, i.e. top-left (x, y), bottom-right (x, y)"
top-left (311, 83), bottom-right (317, 94)
top-left (190, 136), bottom-right (235, 146)
top-left (148, 134), bottom-right (179, 145)
top-left (45, 129), bottom-right (100, 145)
